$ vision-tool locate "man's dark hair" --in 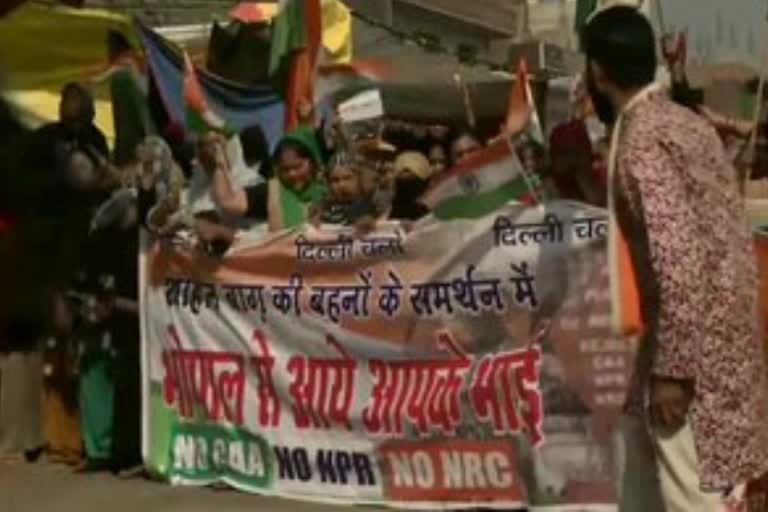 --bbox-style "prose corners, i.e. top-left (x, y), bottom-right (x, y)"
top-left (582, 6), bottom-right (657, 89)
